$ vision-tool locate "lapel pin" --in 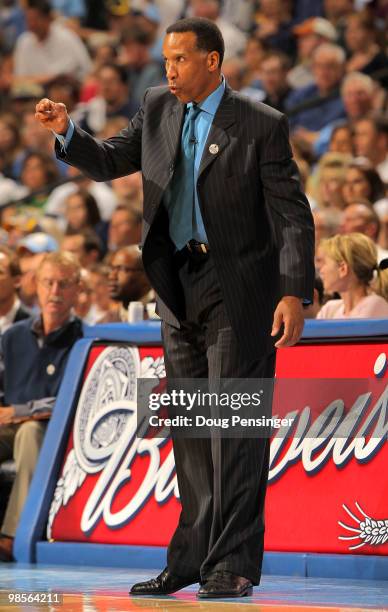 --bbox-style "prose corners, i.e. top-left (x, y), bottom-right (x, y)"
top-left (46, 364), bottom-right (56, 376)
top-left (209, 144), bottom-right (219, 155)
